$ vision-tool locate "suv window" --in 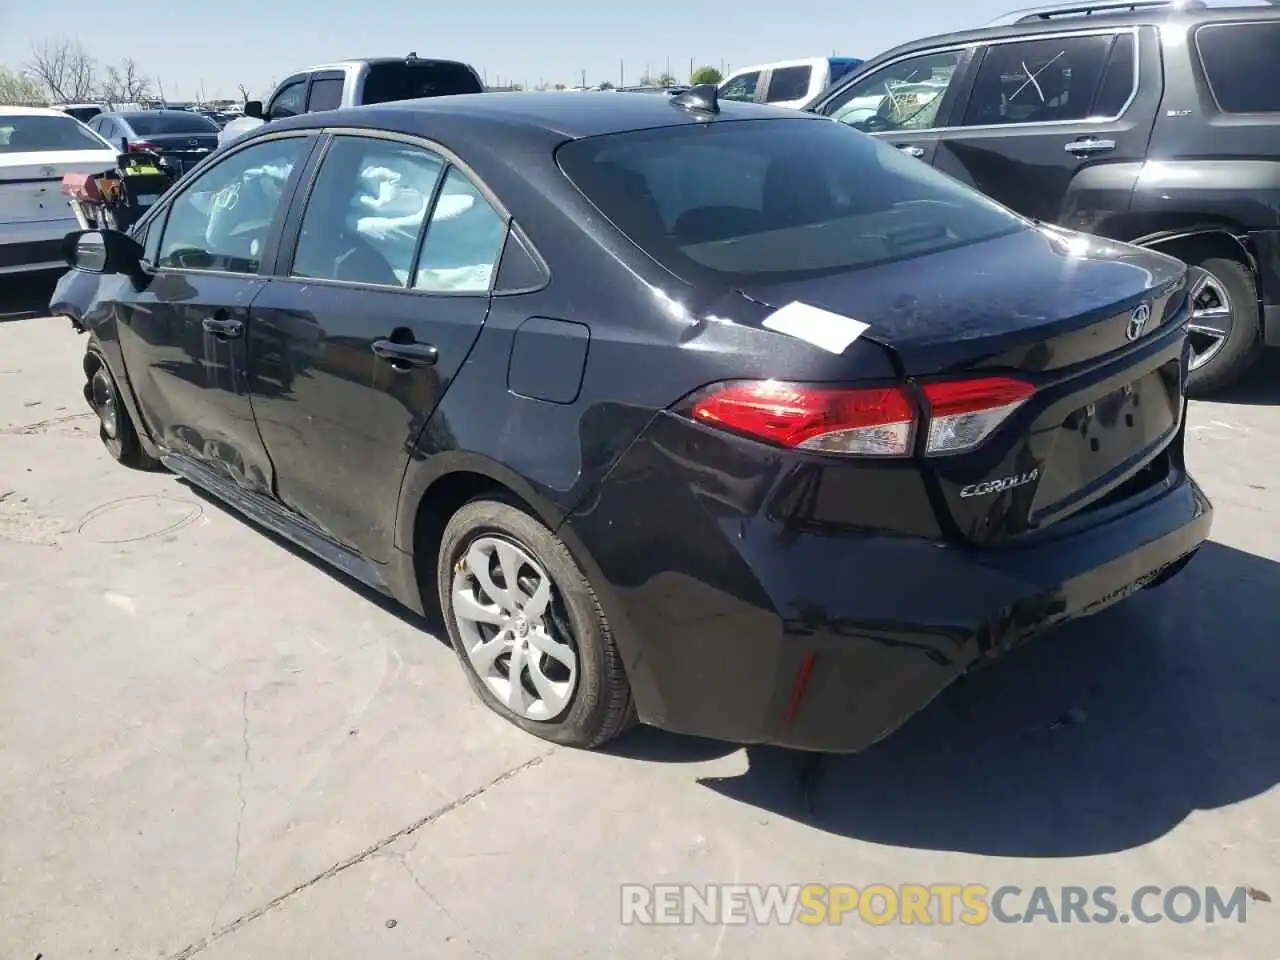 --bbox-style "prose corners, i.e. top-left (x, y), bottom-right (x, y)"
top-left (558, 118), bottom-right (1025, 286)
top-left (268, 80), bottom-right (307, 120)
top-left (293, 136), bottom-right (444, 287)
top-left (960, 34), bottom-right (1123, 126)
top-left (307, 77), bottom-right (344, 112)
top-left (824, 49), bottom-right (967, 132)
top-left (1195, 21), bottom-right (1280, 114)
top-left (720, 71), bottom-right (761, 102)
top-left (766, 66), bottom-right (812, 102)
top-left (361, 61), bottom-right (484, 104)
top-left (157, 137), bottom-right (305, 273)
top-left (414, 167), bottom-right (506, 293)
